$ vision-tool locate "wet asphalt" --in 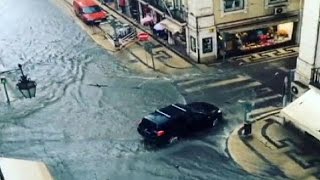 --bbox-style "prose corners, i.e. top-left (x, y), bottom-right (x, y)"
top-left (0, 0), bottom-right (294, 179)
